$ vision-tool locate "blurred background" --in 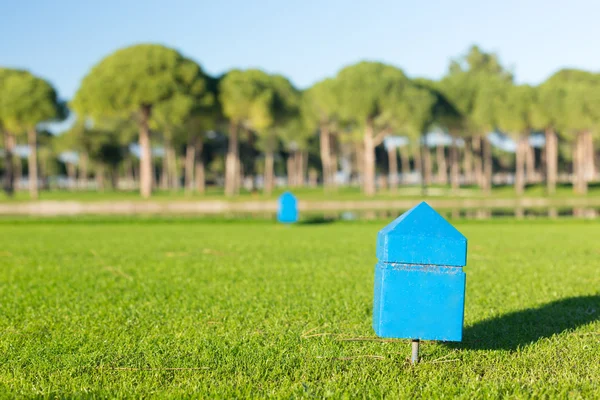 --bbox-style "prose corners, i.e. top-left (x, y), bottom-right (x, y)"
top-left (1, 0), bottom-right (599, 219)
